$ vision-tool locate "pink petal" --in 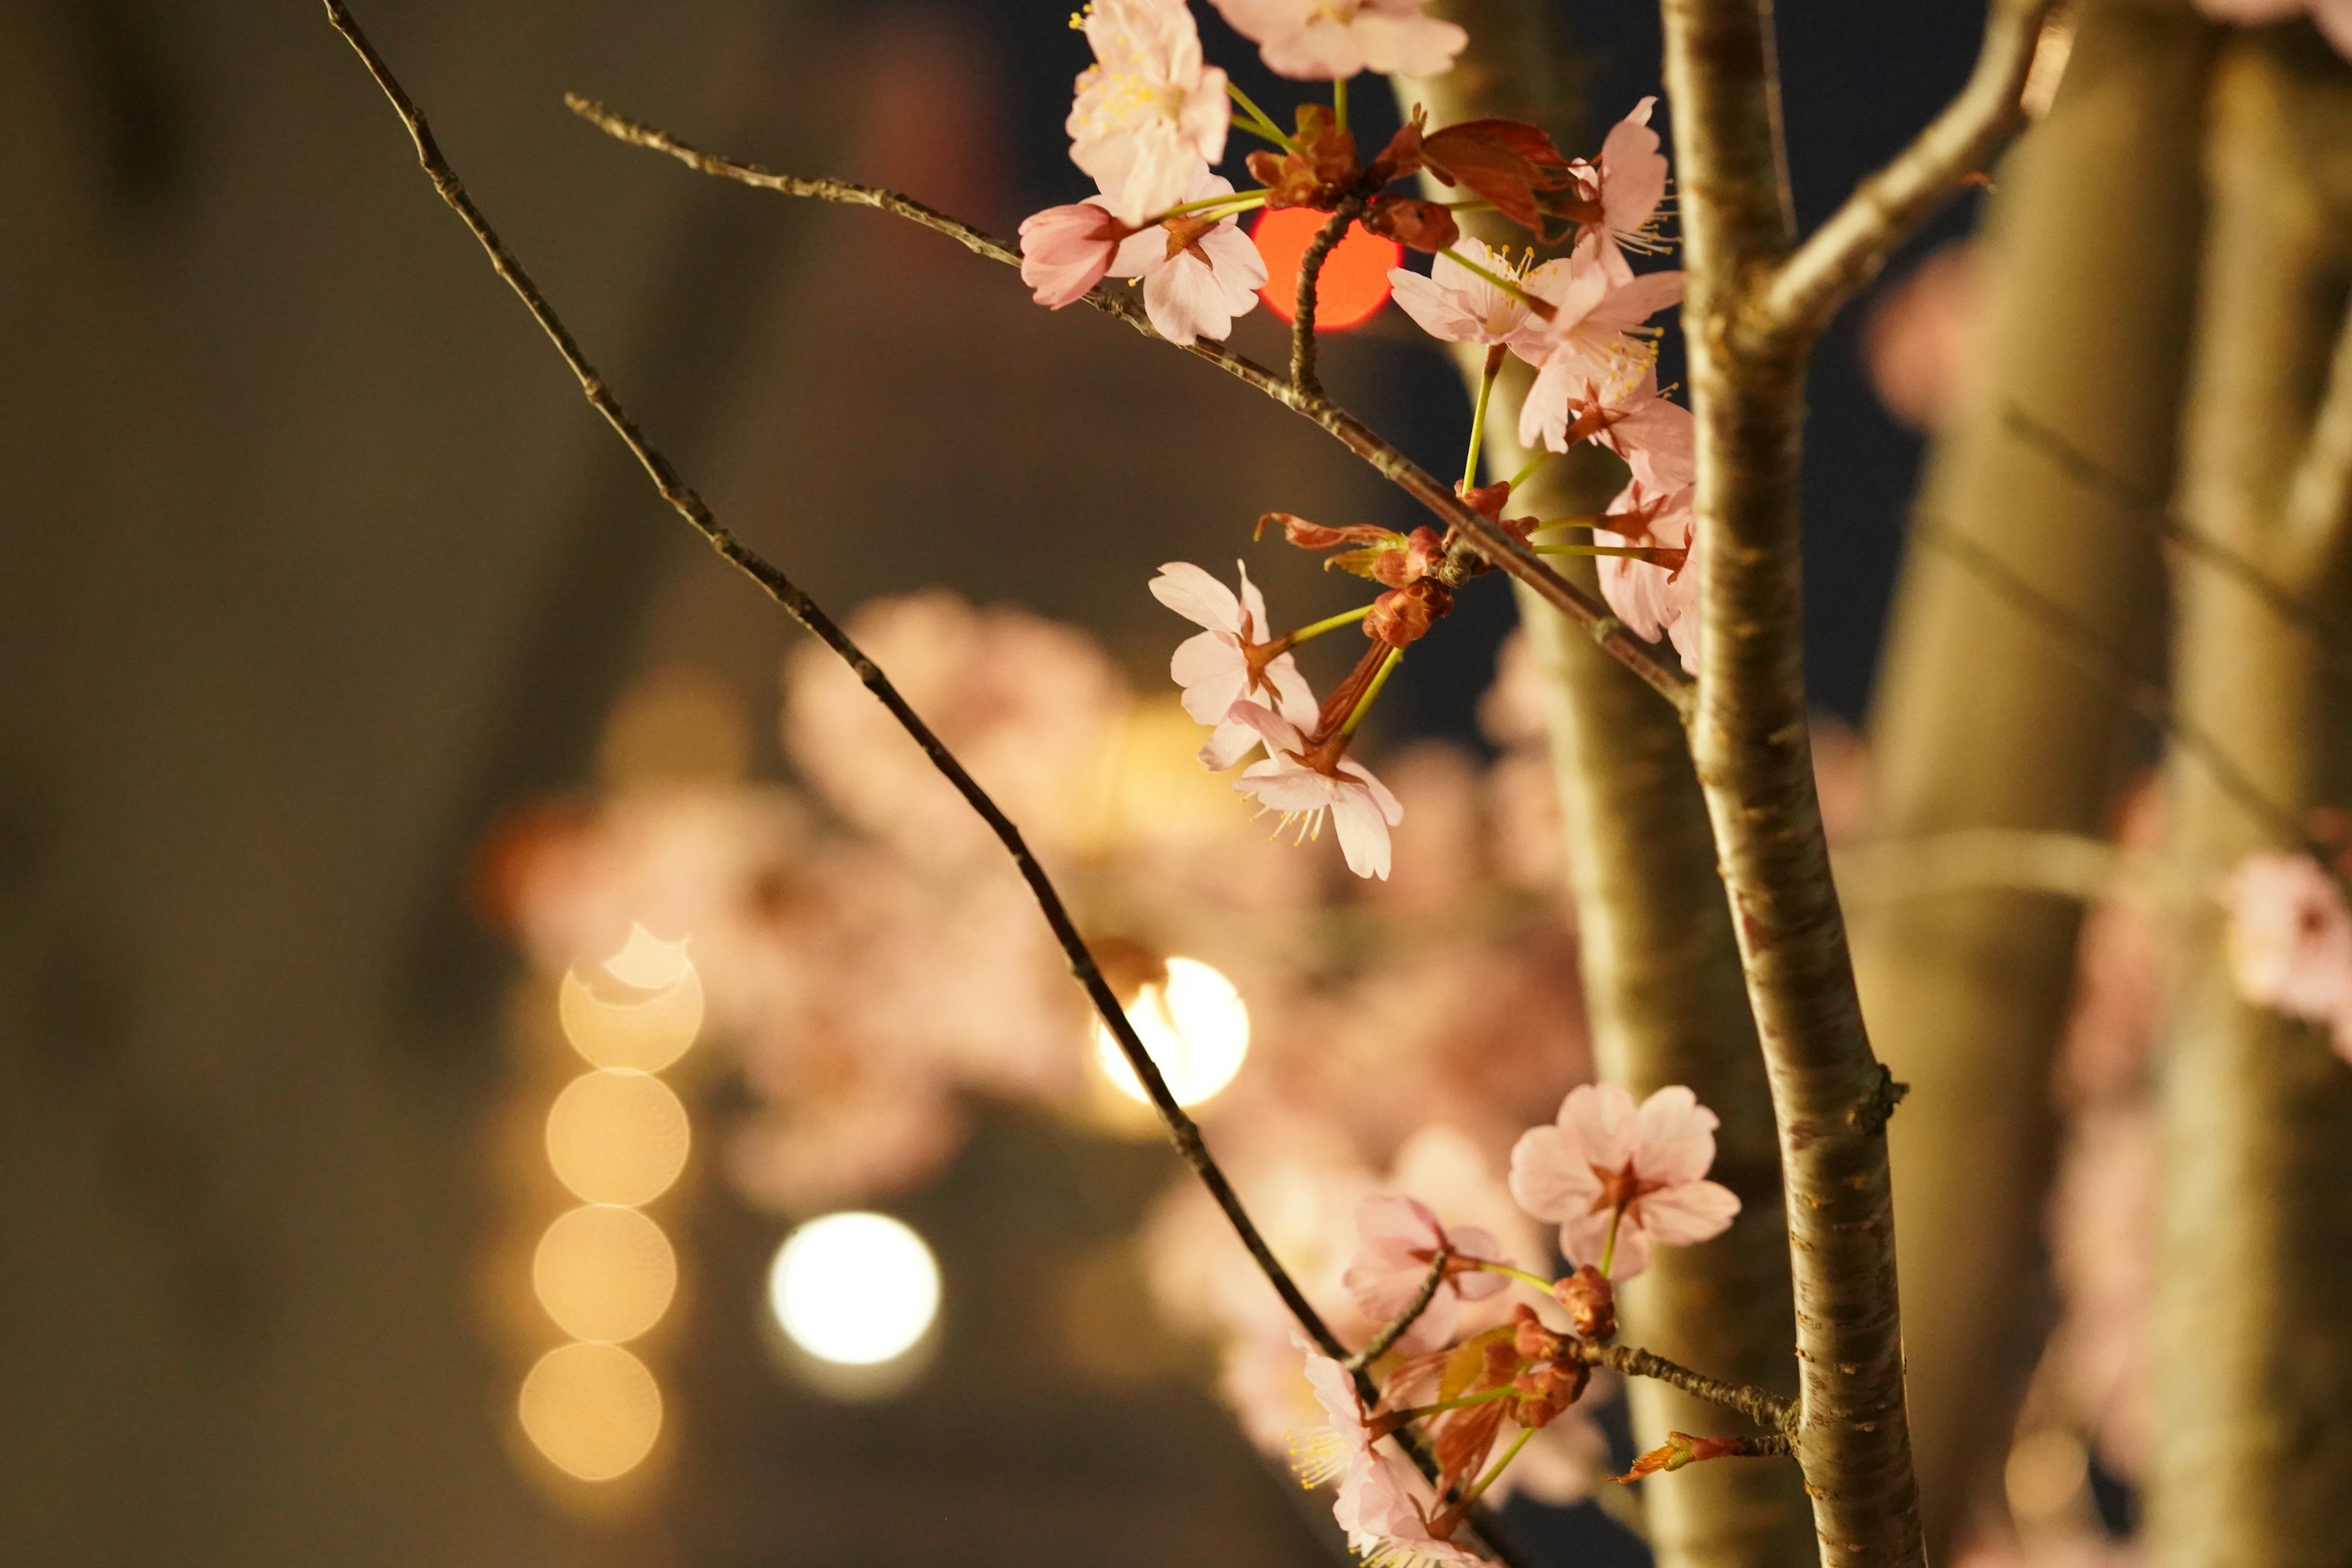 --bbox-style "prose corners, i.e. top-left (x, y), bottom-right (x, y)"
top-left (1601, 1213), bottom-right (1654, 1278)
top-left (1632, 1085), bottom-right (1721, 1186)
top-left (1632, 1178), bottom-right (1742, 1248)
top-left (1559, 1206), bottom-right (1620, 1272)
top-left (1329, 783), bottom-right (1395, 880)
top-left (1389, 270), bottom-right (1487, 344)
top-left (1335, 759), bottom-right (1404, 826)
top-left (1151, 561), bottom-right (1243, 631)
top-left (1199, 714), bottom-right (1263, 771)
top-left (1508, 1124), bottom-right (1600, 1222)
top-left (1169, 629), bottom-right (1249, 725)
top-left (1559, 1082), bottom-right (1638, 1172)
top-left (1357, 1193), bottom-right (1446, 1251)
